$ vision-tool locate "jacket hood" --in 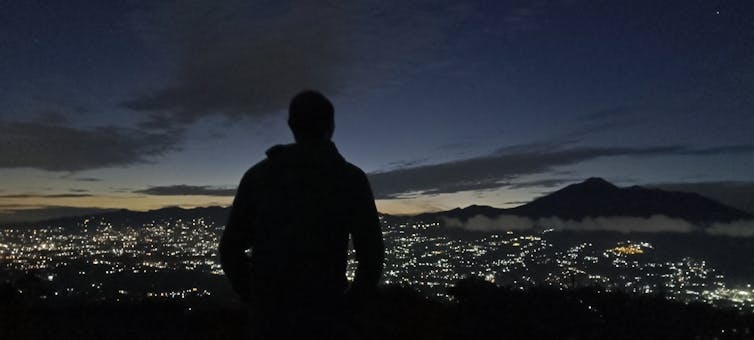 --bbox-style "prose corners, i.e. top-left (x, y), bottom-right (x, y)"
top-left (265, 141), bottom-right (345, 165)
